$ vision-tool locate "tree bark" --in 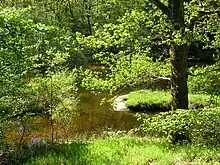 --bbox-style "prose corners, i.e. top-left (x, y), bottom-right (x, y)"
top-left (170, 44), bottom-right (189, 109)
top-left (169, 0), bottom-right (189, 109)
top-left (147, 0), bottom-right (190, 109)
